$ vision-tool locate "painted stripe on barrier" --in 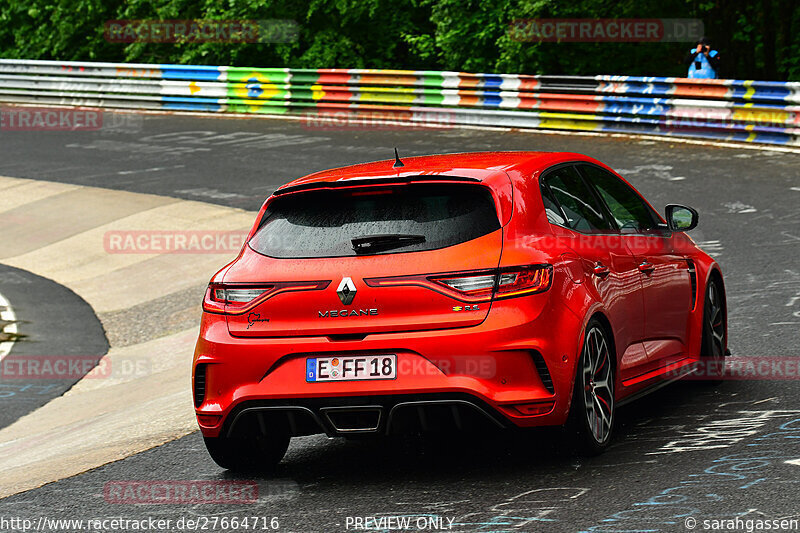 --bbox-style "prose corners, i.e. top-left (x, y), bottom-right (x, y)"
top-left (0, 59), bottom-right (797, 147)
top-left (159, 64), bottom-right (224, 81)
